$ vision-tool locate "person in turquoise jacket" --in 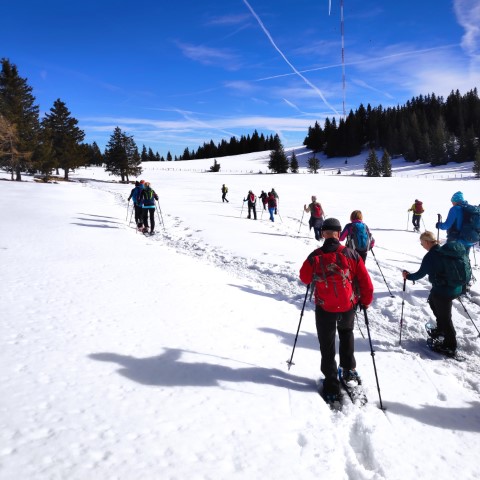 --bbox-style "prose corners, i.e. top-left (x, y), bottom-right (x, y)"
top-left (436, 191), bottom-right (475, 255)
top-left (402, 231), bottom-right (461, 355)
top-left (138, 182), bottom-right (159, 234)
